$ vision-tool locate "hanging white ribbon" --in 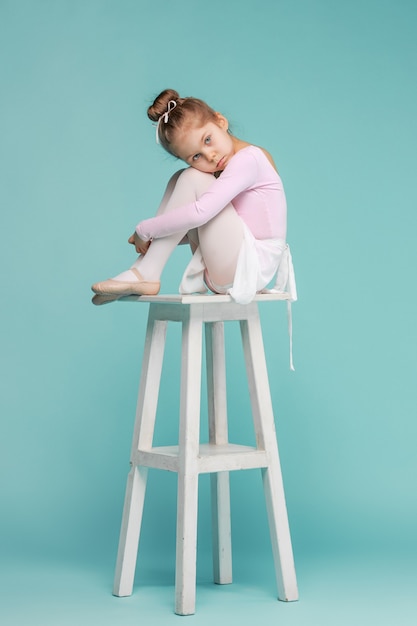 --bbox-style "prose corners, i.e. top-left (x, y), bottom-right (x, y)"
top-left (267, 243), bottom-right (297, 370)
